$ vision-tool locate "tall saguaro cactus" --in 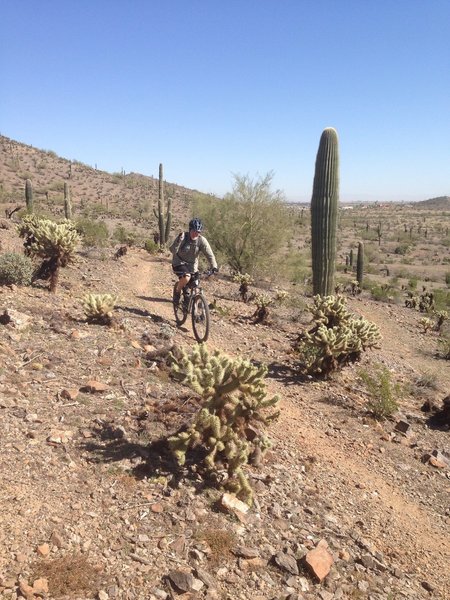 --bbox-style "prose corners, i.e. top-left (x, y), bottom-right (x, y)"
top-left (25, 179), bottom-right (34, 213)
top-left (154, 163), bottom-right (172, 247)
top-left (64, 182), bottom-right (72, 219)
top-left (356, 241), bottom-right (364, 286)
top-left (311, 128), bottom-right (340, 295)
